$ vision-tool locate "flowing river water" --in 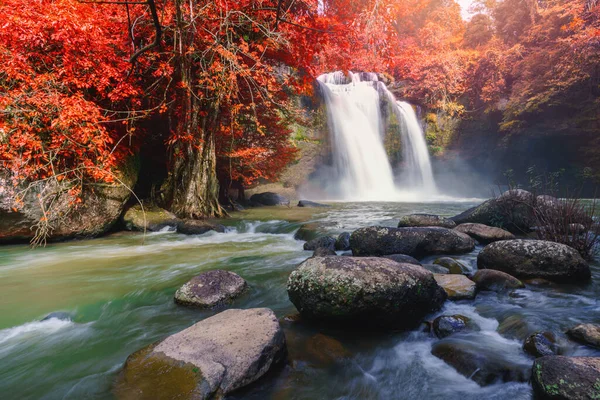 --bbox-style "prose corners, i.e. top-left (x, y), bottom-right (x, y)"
top-left (1, 202), bottom-right (599, 400)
